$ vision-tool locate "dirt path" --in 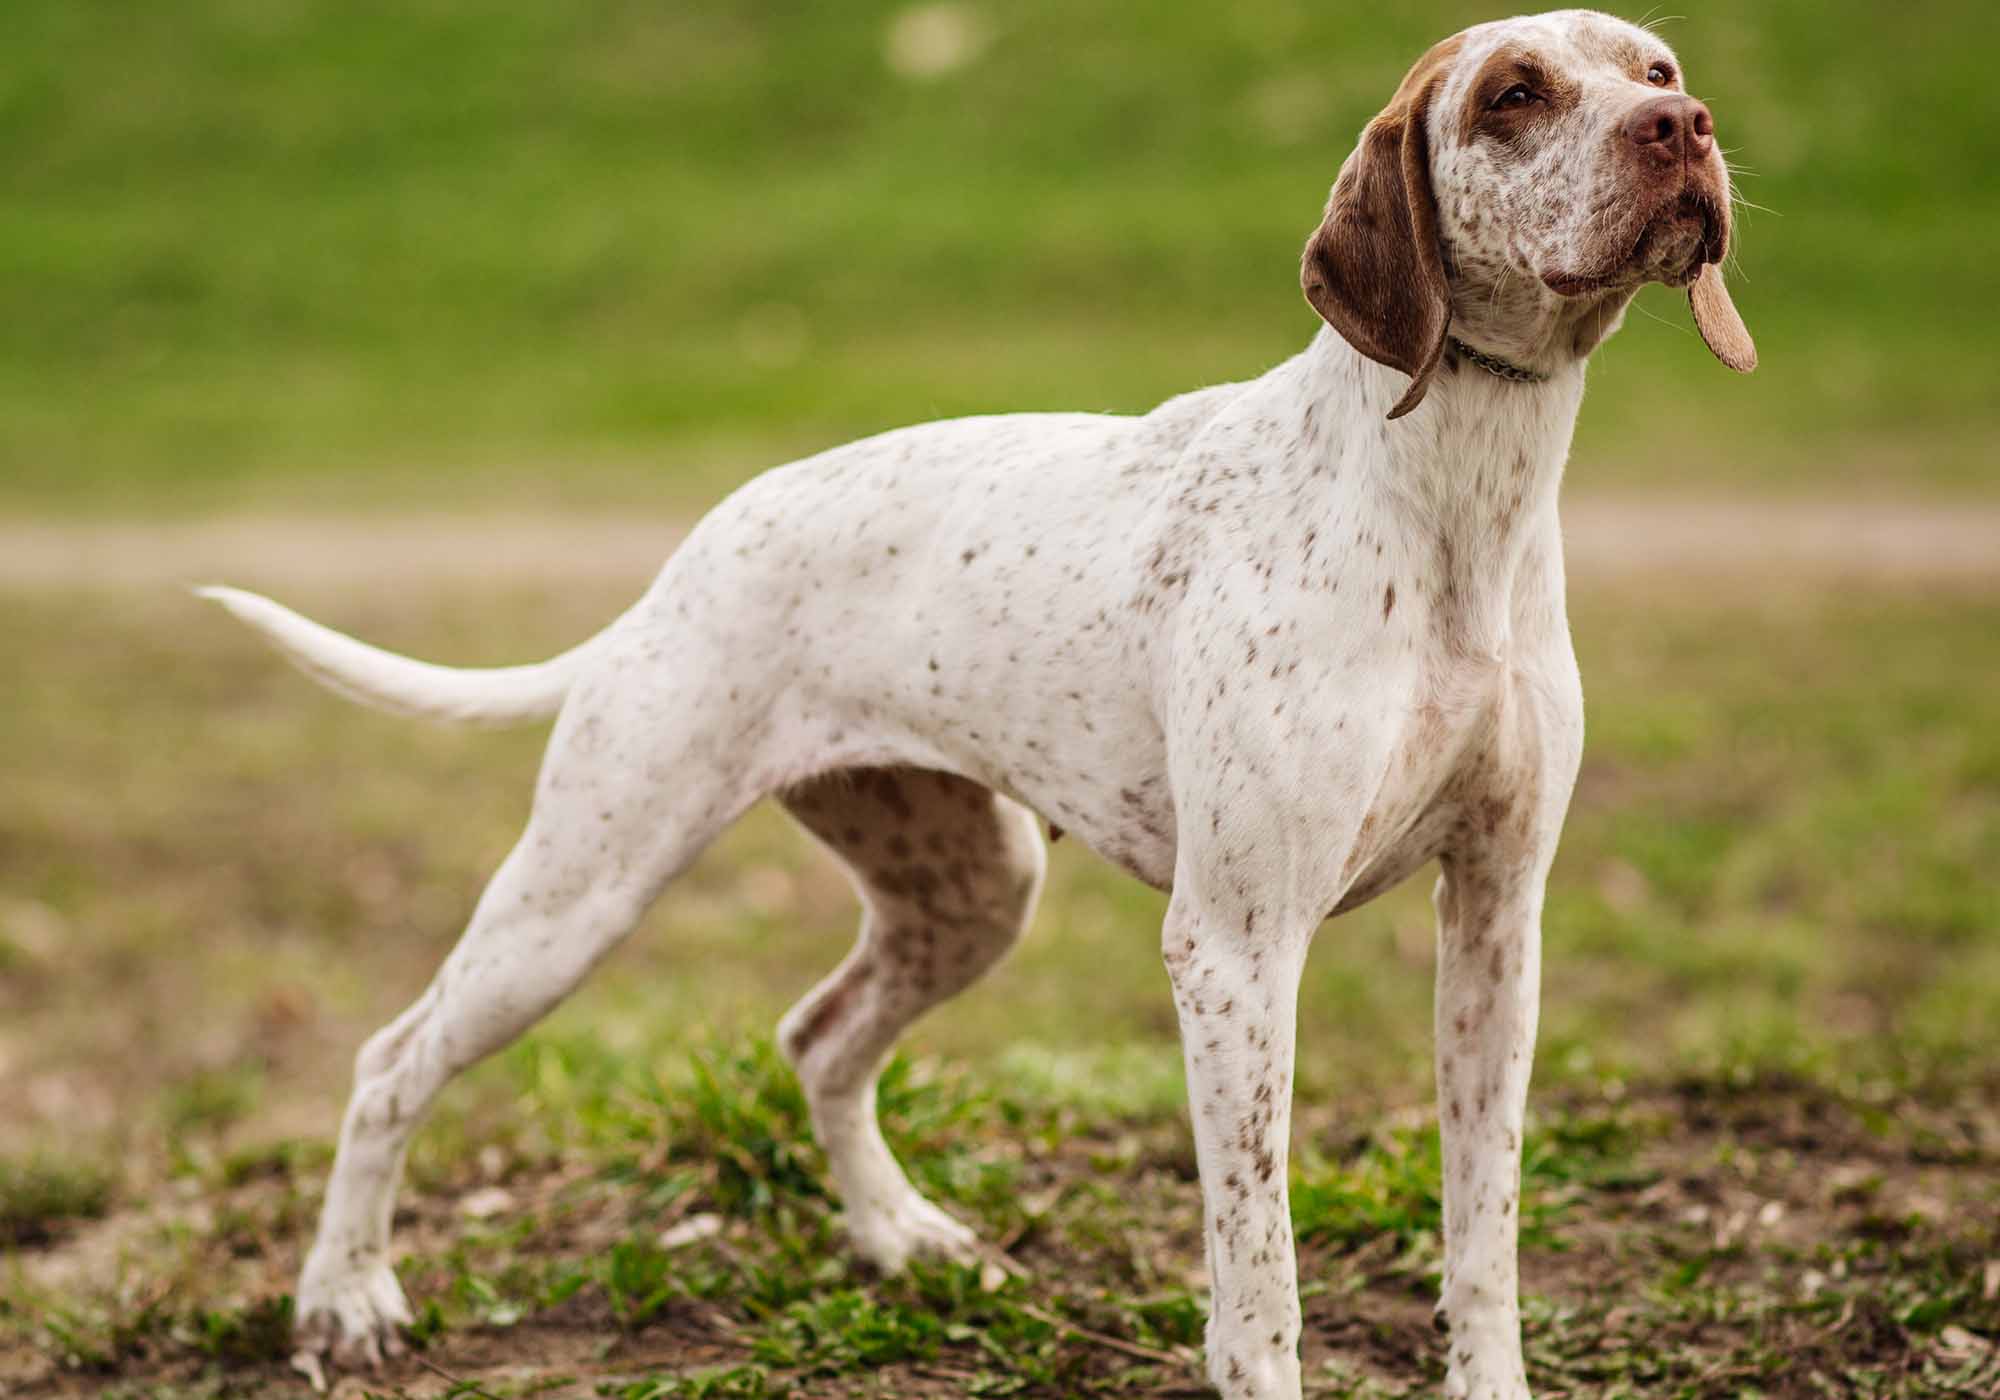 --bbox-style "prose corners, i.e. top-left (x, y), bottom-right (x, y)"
top-left (1, 497), bottom-right (1994, 593)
